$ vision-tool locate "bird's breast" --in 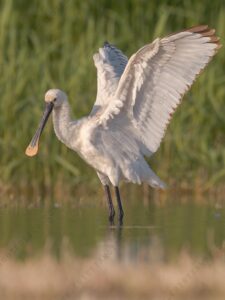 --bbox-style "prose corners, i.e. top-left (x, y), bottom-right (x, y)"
top-left (75, 123), bottom-right (111, 174)
top-left (76, 123), bottom-right (97, 159)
